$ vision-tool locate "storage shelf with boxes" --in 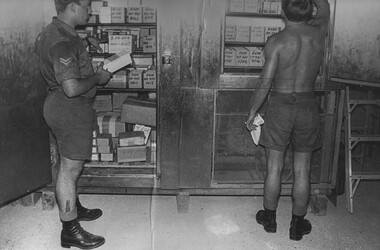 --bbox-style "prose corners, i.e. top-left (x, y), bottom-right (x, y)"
top-left (223, 0), bottom-right (284, 74)
top-left (77, 0), bottom-right (157, 168)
